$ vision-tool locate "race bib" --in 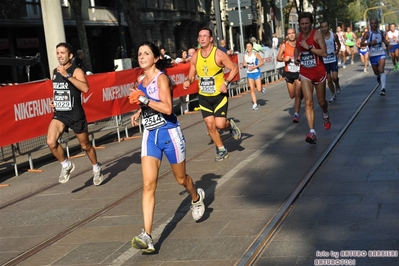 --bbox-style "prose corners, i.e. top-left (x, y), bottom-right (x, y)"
top-left (54, 90), bottom-right (72, 111)
top-left (371, 44), bottom-right (383, 53)
top-left (287, 62), bottom-right (299, 72)
top-left (300, 52), bottom-right (317, 68)
top-left (323, 53), bottom-right (337, 64)
top-left (142, 108), bottom-right (167, 130)
top-left (199, 76), bottom-right (216, 94)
